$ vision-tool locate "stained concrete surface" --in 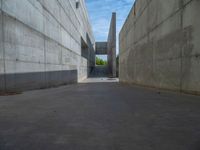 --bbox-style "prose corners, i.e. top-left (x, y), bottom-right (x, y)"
top-left (0, 82), bottom-right (200, 150)
top-left (0, 0), bottom-right (95, 91)
top-left (119, 0), bottom-right (200, 93)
